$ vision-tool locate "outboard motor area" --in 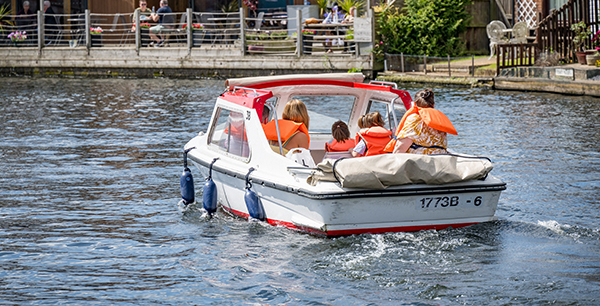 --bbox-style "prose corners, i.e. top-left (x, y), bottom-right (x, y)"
top-left (180, 147), bottom-right (196, 205)
top-left (203, 158), bottom-right (219, 215)
top-left (244, 168), bottom-right (265, 221)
